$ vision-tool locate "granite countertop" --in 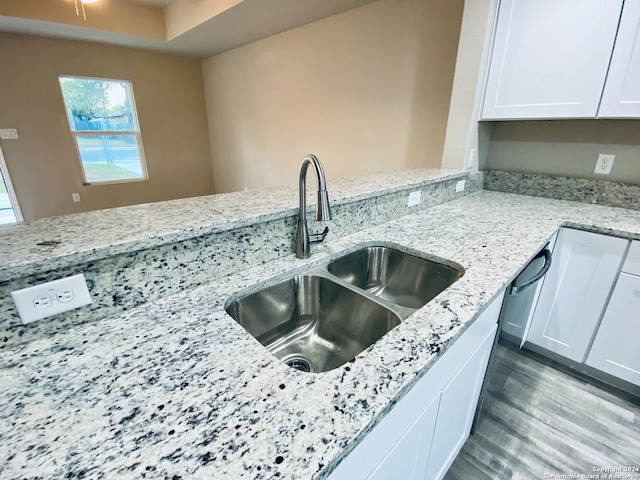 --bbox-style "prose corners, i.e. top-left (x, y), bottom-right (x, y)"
top-left (0, 169), bottom-right (470, 282)
top-left (2, 190), bottom-right (640, 480)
